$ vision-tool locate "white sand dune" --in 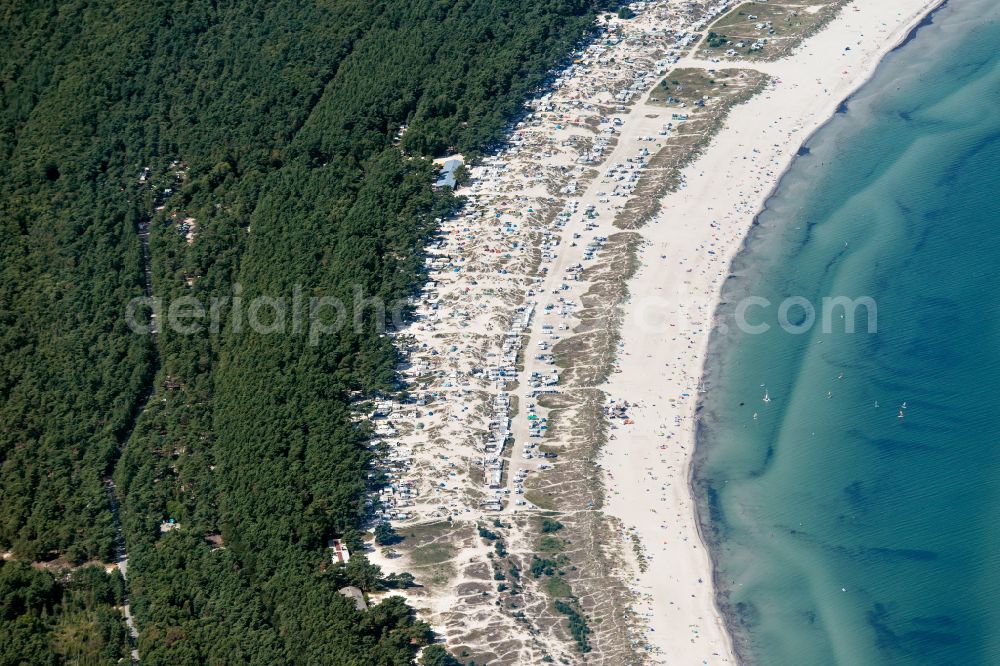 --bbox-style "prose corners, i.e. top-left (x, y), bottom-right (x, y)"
top-left (367, 1), bottom-right (941, 661)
